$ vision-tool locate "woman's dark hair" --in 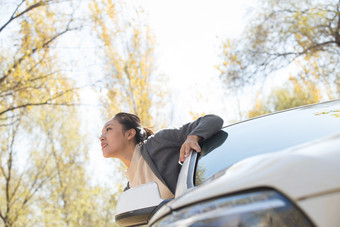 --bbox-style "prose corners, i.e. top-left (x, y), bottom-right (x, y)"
top-left (114, 112), bottom-right (154, 144)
